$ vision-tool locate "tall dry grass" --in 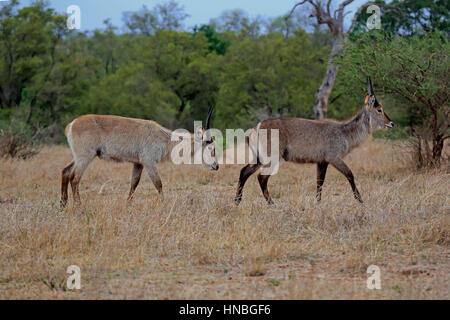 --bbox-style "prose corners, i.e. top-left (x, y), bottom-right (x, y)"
top-left (0, 138), bottom-right (448, 299)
